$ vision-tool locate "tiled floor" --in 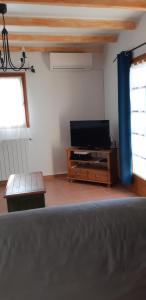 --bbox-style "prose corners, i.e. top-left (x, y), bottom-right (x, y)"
top-left (0, 175), bottom-right (136, 214)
